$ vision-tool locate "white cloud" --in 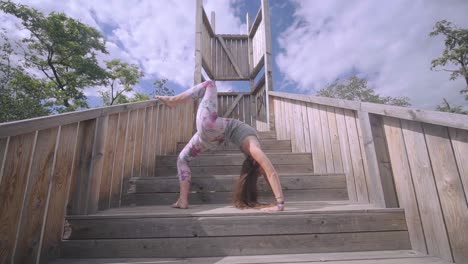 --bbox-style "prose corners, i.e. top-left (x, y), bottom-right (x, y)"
top-left (276, 0), bottom-right (468, 109)
top-left (1, 0), bottom-right (243, 90)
